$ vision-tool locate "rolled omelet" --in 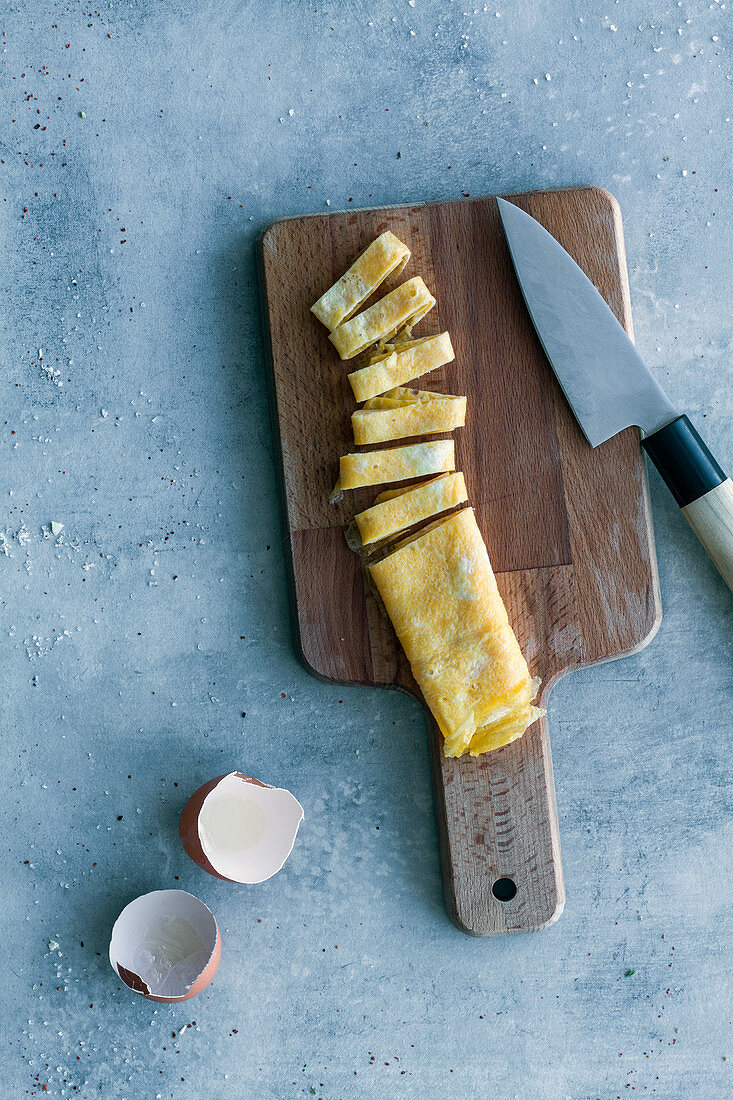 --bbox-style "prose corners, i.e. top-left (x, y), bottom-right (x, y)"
top-left (353, 472), bottom-right (468, 545)
top-left (369, 507), bottom-right (543, 757)
top-left (338, 439), bottom-right (454, 491)
top-left (348, 332), bottom-right (454, 403)
top-left (329, 277), bottom-right (435, 360)
top-left (310, 230), bottom-right (410, 332)
top-left (352, 387), bottom-right (466, 445)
